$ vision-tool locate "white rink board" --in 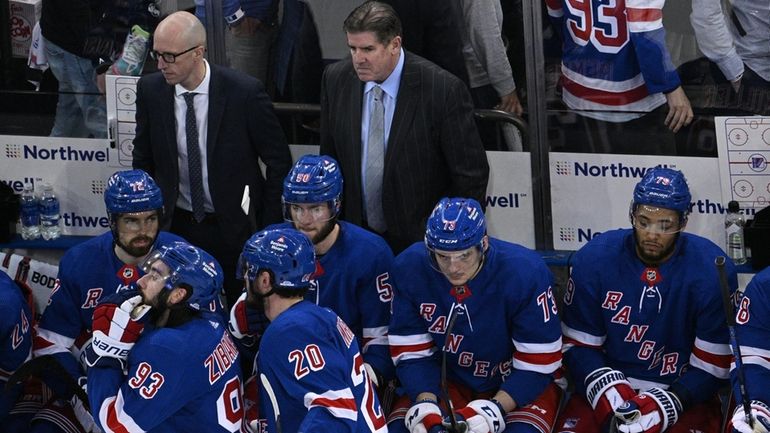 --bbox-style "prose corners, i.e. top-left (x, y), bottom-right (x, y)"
top-left (715, 116), bottom-right (770, 210)
top-left (549, 153), bottom-right (743, 252)
top-left (1, 135), bottom-right (117, 236)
